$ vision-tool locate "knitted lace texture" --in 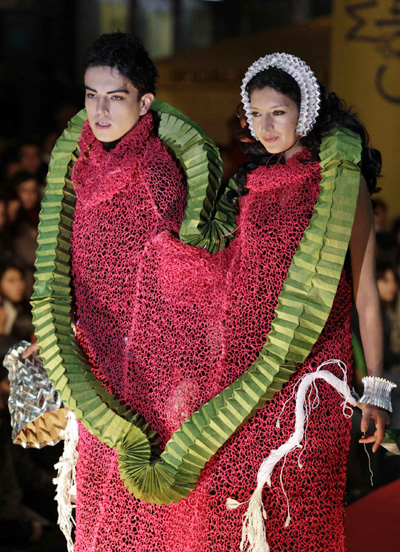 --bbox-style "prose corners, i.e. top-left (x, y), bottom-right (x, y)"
top-left (71, 136), bottom-right (353, 552)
